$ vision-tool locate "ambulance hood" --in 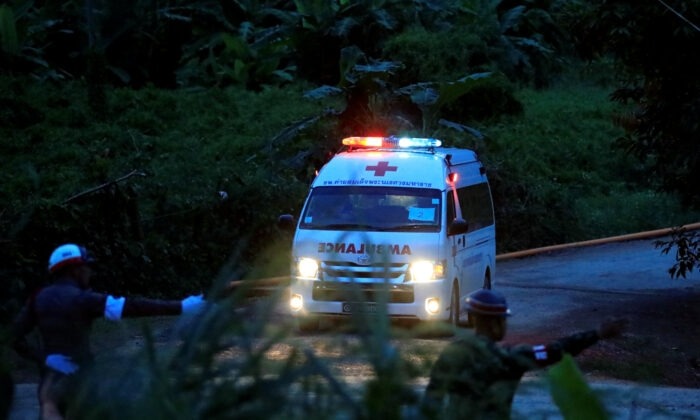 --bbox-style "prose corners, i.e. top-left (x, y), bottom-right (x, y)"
top-left (293, 229), bottom-right (444, 265)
